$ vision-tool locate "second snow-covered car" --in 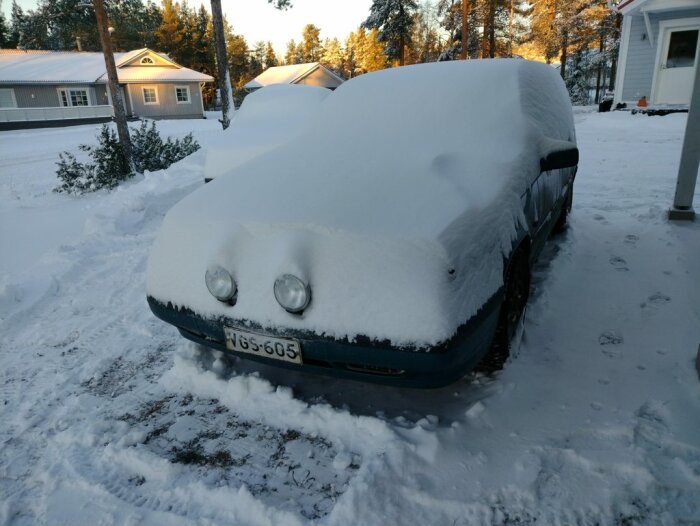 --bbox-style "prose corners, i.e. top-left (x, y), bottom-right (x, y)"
top-left (146, 59), bottom-right (578, 388)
